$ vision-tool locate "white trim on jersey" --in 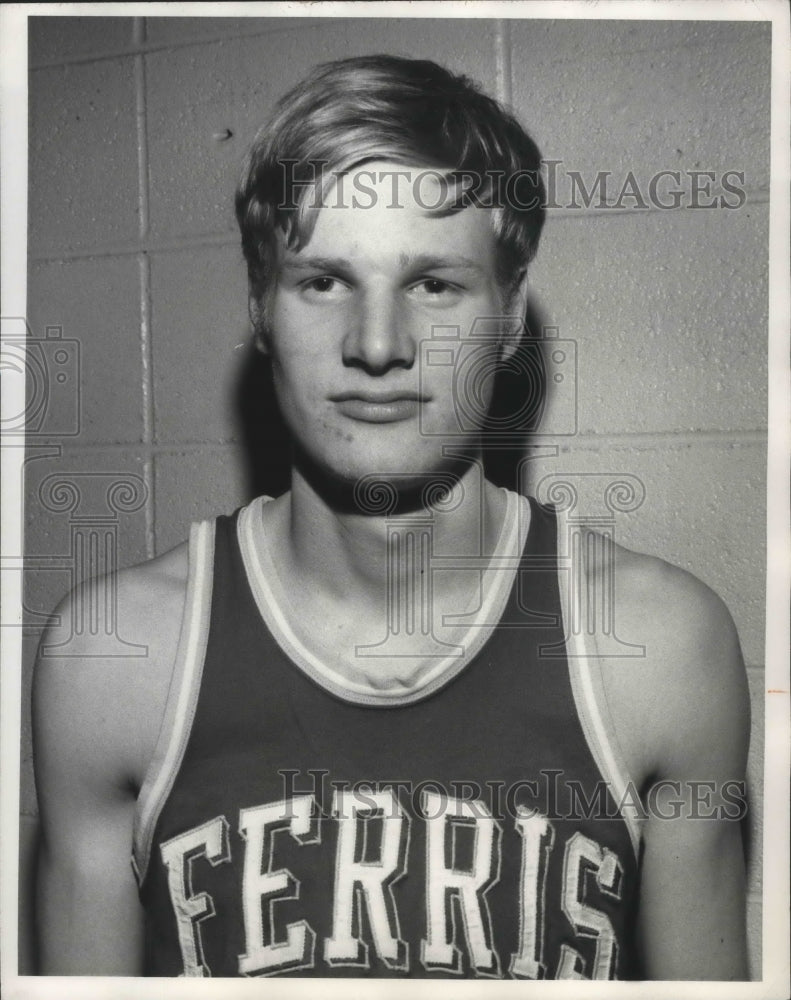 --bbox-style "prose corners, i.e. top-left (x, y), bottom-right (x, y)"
top-left (235, 489), bottom-right (531, 707)
top-left (558, 508), bottom-right (645, 858)
top-left (132, 518), bottom-right (216, 883)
